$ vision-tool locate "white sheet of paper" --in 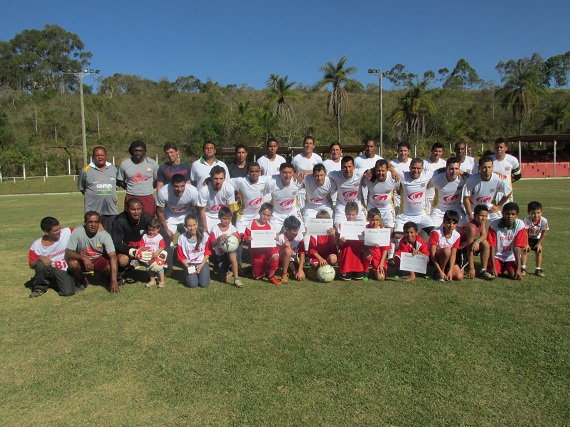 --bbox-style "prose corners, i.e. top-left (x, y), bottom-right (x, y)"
top-left (340, 221), bottom-right (366, 241)
top-left (364, 228), bottom-right (391, 246)
top-left (305, 218), bottom-right (334, 235)
top-left (399, 253), bottom-right (428, 274)
top-left (250, 230), bottom-right (277, 248)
